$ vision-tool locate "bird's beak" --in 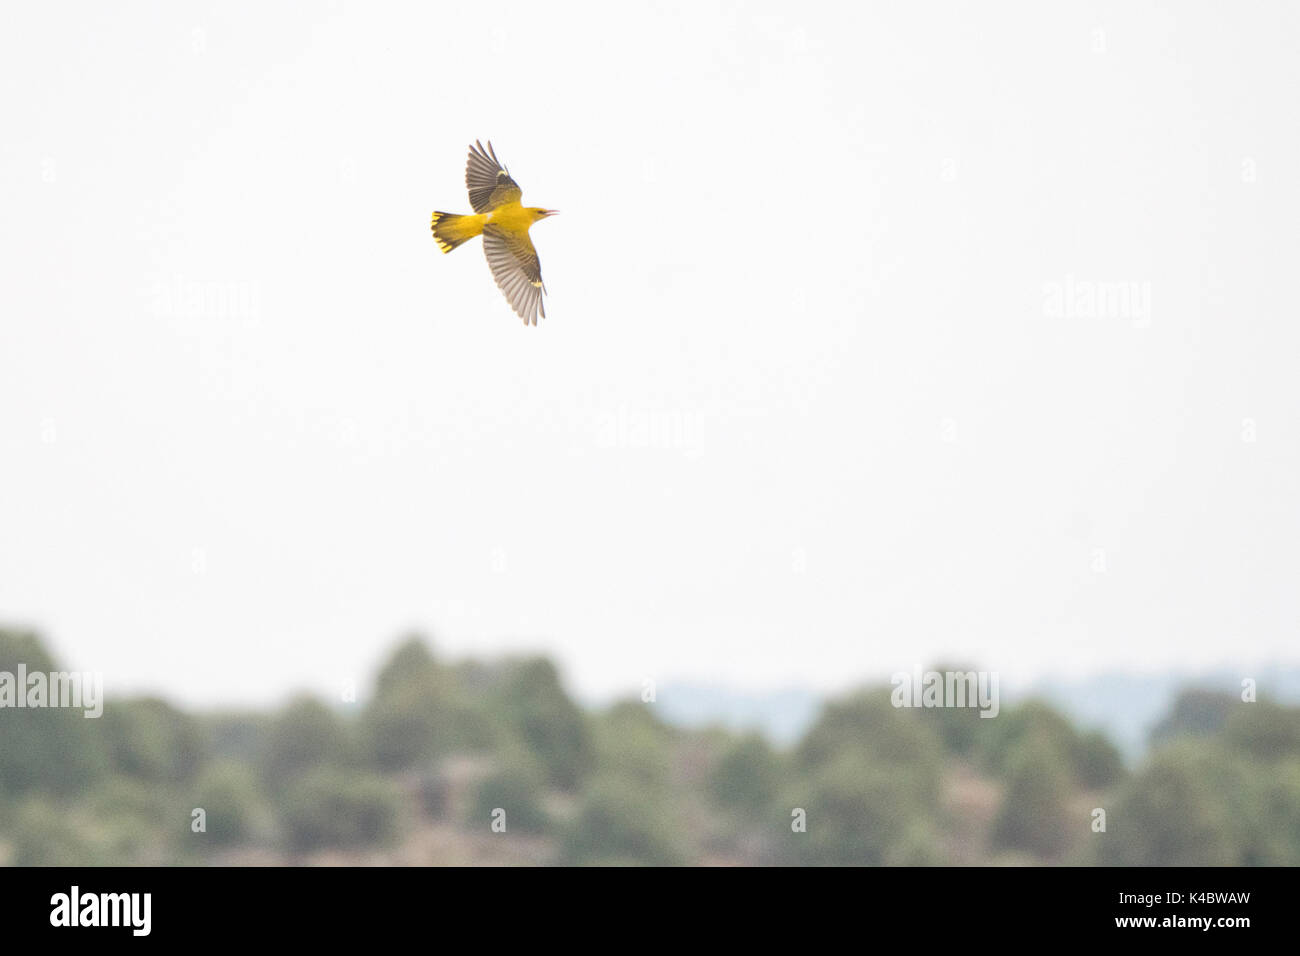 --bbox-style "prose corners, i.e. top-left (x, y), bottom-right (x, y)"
top-left (542, 209), bottom-right (560, 218)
